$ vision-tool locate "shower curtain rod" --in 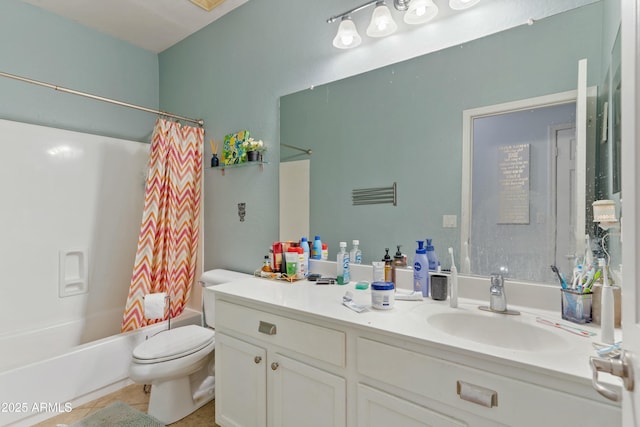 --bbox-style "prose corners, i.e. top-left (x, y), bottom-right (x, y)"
top-left (0, 70), bottom-right (204, 126)
top-left (280, 143), bottom-right (312, 155)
